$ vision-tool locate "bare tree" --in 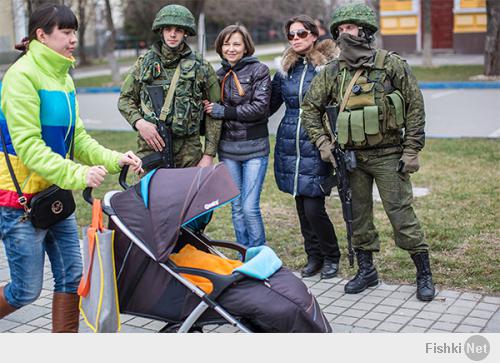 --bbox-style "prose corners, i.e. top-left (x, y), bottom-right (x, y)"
top-left (370, 0), bottom-right (383, 48)
top-left (422, 0), bottom-right (433, 67)
top-left (77, 0), bottom-right (90, 64)
top-left (26, 0), bottom-right (62, 17)
top-left (485, 0), bottom-right (500, 76)
top-left (104, 0), bottom-right (120, 84)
